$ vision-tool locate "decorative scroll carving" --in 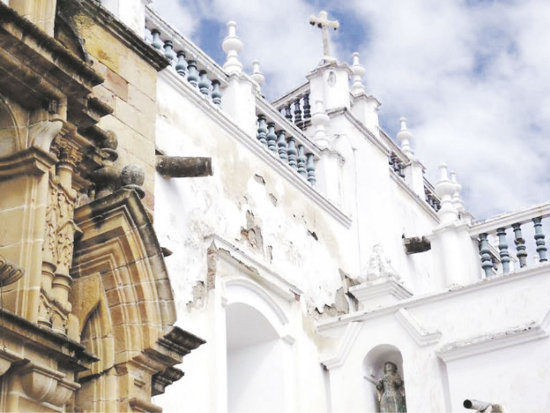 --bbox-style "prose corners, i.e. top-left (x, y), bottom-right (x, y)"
top-left (42, 178), bottom-right (58, 263)
top-left (0, 255), bottom-right (24, 286)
